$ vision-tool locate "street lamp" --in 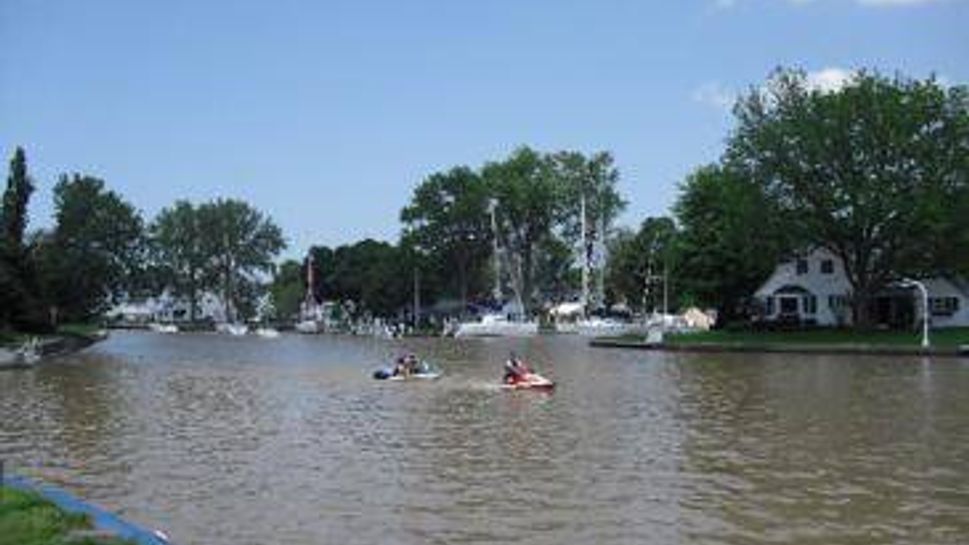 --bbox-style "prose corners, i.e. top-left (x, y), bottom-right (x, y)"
top-left (899, 278), bottom-right (930, 349)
